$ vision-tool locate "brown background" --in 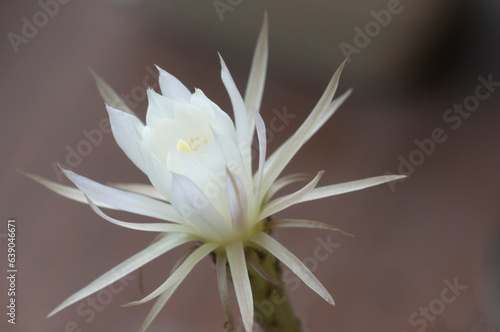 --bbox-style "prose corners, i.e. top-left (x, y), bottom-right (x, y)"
top-left (1, 0), bottom-right (500, 331)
